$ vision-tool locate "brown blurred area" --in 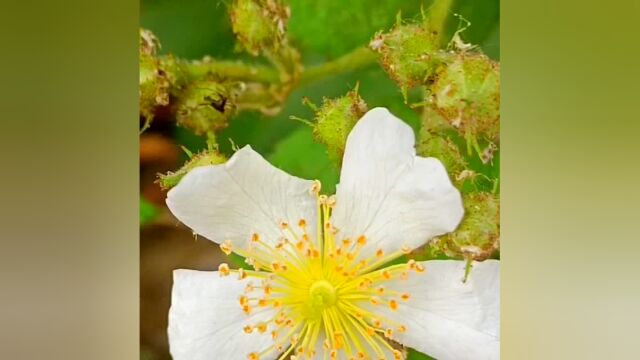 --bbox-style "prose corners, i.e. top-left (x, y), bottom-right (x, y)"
top-left (140, 124), bottom-right (226, 359)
